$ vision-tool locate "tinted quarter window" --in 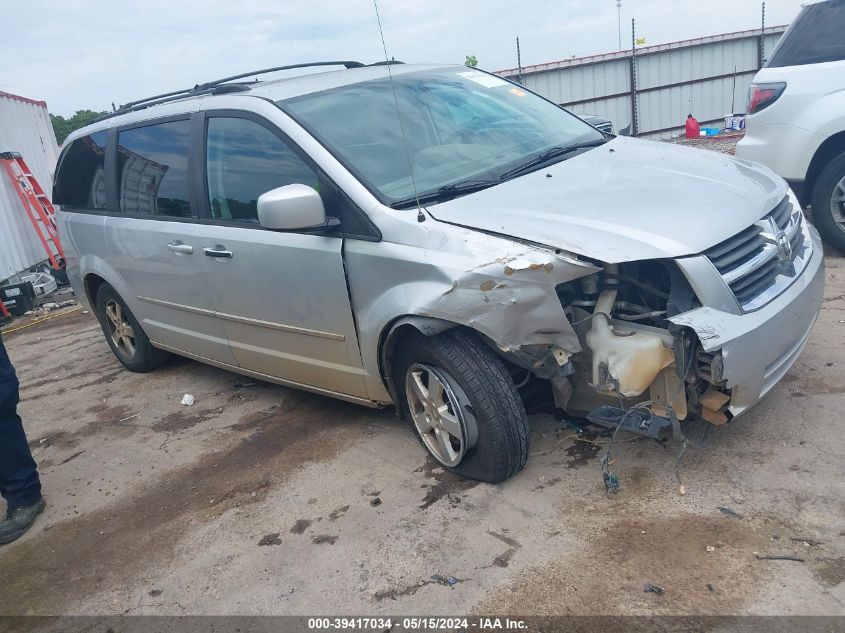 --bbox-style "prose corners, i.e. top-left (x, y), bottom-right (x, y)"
top-left (53, 131), bottom-right (108, 209)
top-left (768, 0), bottom-right (845, 67)
top-left (117, 120), bottom-right (193, 217)
top-left (206, 117), bottom-right (318, 223)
